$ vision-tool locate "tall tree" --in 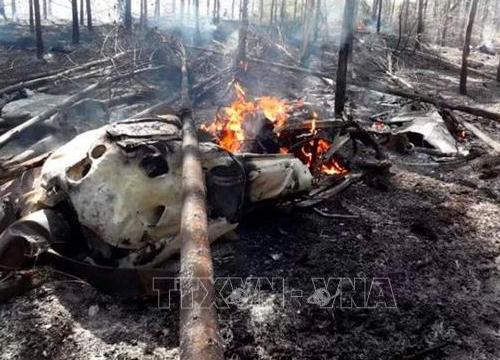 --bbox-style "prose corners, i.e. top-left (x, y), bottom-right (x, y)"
top-left (80, 0), bottom-right (84, 25)
top-left (124, 0), bottom-right (132, 31)
top-left (86, 0), bottom-right (92, 30)
top-left (42, 0), bottom-right (47, 19)
top-left (497, 57), bottom-right (500, 82)
top-left (259, 0), bottom-right (263, 22)
top-left (314, 0), bottom-right (321, 40)
top-left (376, 0), bottom-right (382, 33)
top-left (29, 0), bottom-right (34, 33)
top-left (280, 0), bottom-right (286, 24)
top-left (33, 0), bottom-right (43, 59)
top-left (181, 0), bottom-right (185, 23)
top-left (415, 0), bottom-right (424, 48)
top-left (155, 0), bottom-right (160, 17)
top-left (11, 0), bottom-right (16, 20)
top-left (460, 0), bottom-right (479, 95)
top-left (195, 0), bottom-right (200, 41)
top-left (237, 0), bottom-right (249, 65)
top-left (335, 0), bottom-right (356, 117)
top-left (300, 0), bottom-right (315, 61)
top-left (72, 0), bottom-right (79, 44)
